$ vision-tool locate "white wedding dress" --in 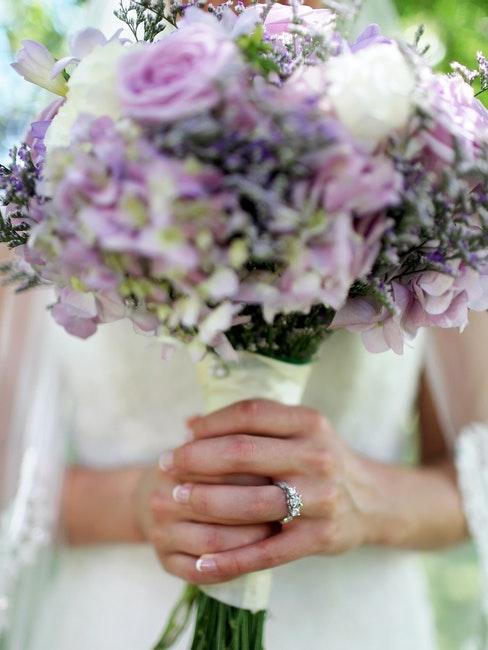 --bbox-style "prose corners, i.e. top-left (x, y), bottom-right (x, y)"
top-left (1, 1), bottom-right (449, 648)
top-left (28, 318), bottom-right (436, 650)
top-left (3, 0), bottom-right (442, 648)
